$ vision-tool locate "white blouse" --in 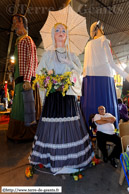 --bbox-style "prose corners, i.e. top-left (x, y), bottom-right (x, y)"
top-left (83, 35), bottom-right (128, 79)
top-left (36, 48), bottom-right (82, 96)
